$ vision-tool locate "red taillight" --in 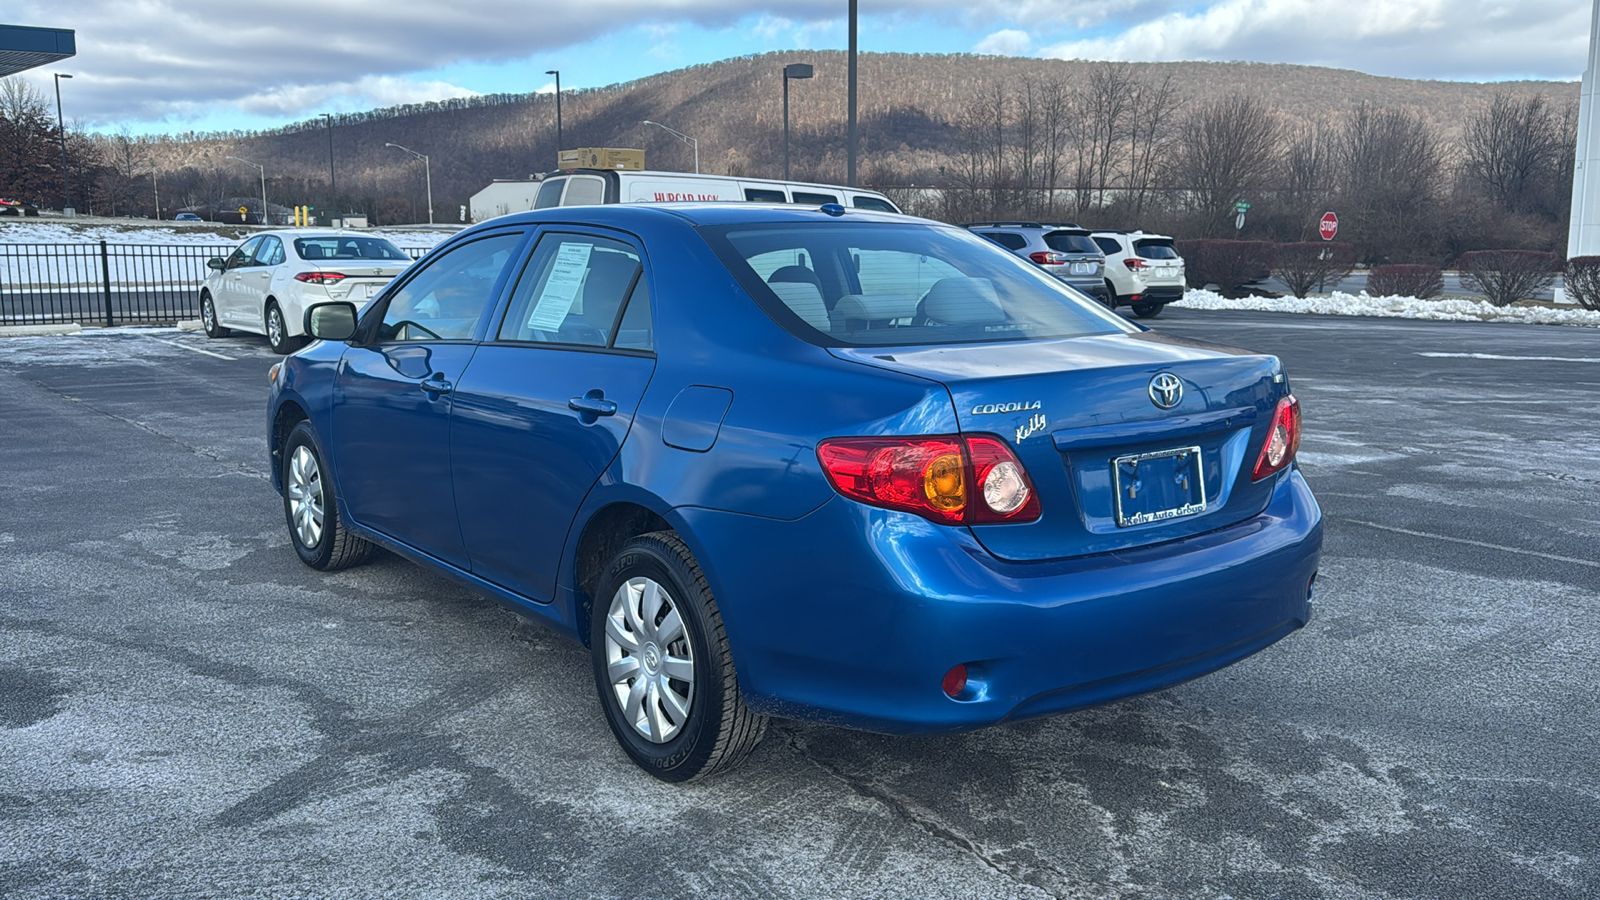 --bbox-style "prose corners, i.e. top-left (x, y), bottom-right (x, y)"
top-left (816, 434), bottom-right (1040, 525)
top-left (1252, 394), bottom-right (1302, 481)
top-left (1028, 251), bottom-right (1068, 266)
top-left (294, 272), bottom-right (347, 284)
top-left (1123, 258), bottom-right (1148, 270)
